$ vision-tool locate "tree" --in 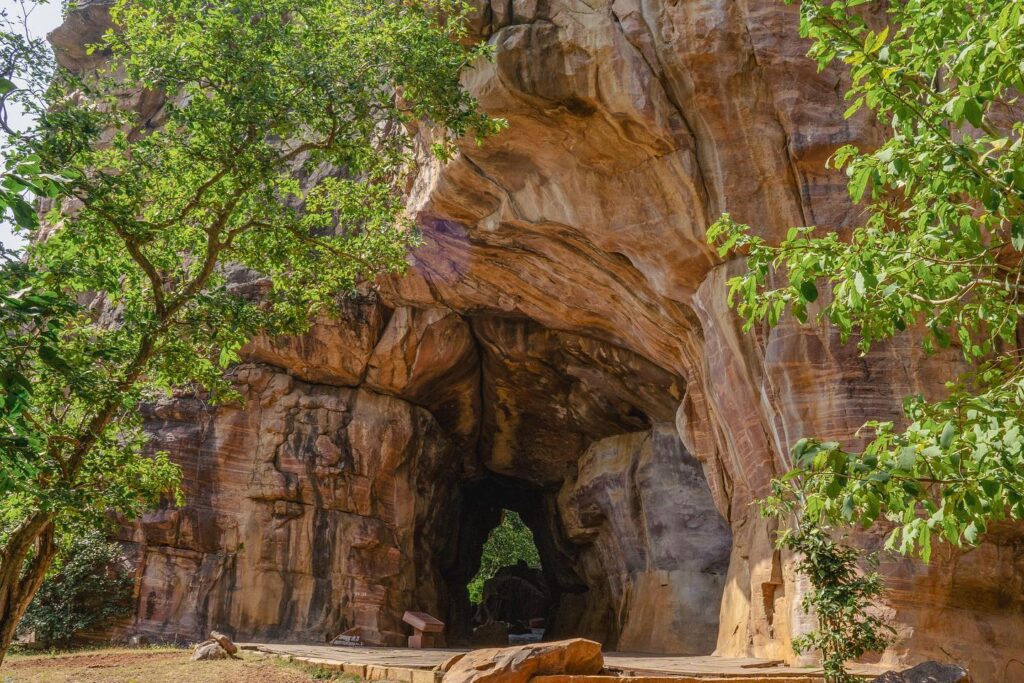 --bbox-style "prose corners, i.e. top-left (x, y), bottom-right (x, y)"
top-left (708, 0), bottom-right (1024, 562)
top-left (781, 524), bottom-right (893, 683)
top-left (0, 0), bottom-right (500, 663)
top-left (468, 511), bottom-right (541, 605)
